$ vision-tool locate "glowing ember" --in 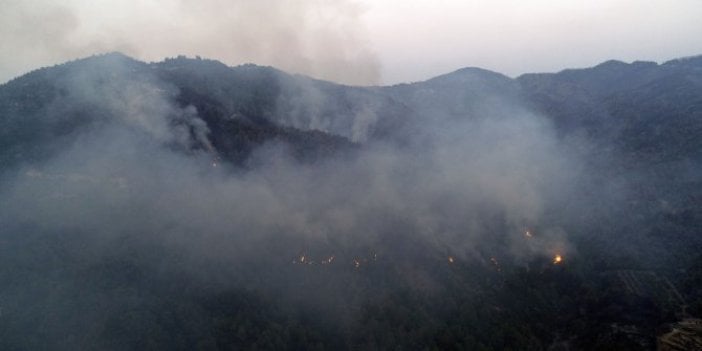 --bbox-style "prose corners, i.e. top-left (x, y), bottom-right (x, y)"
top-left (448, 256), bottom-right (455, 263)
top-left (553, 254), bottom-right (563, 264)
